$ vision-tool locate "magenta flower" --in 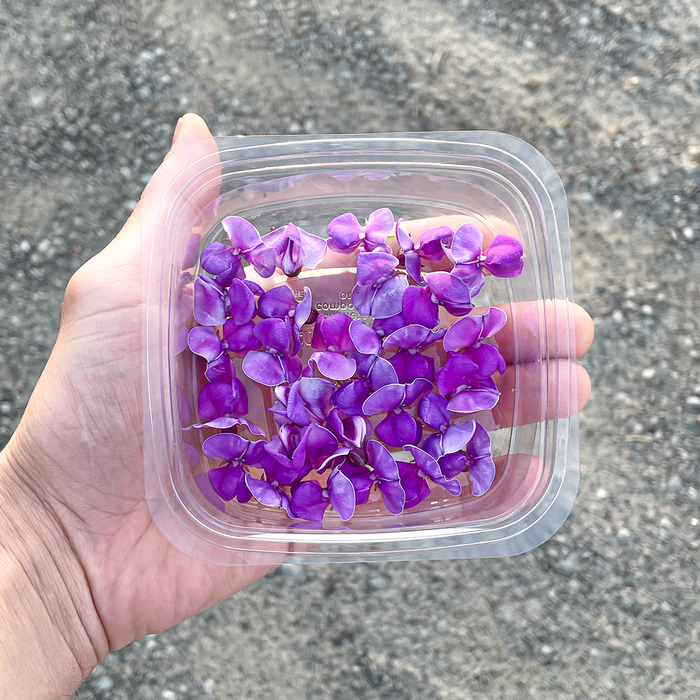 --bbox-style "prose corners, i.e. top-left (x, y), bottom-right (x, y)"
top-left (193, 275), bottom-right (227, 326)
top-left (431, 422), bottom-right (496, 496)
top-left (372, 312), bottom-right (408, 339)
top-left (291, 467), bottom-right (356, 521)
top-left (423, 270), bottom-right (475, 317)
top-left (200, 241), bottom-right (244, 286)
top-left (258, 285), bottom-right (313, 354)
top-left (262, 222), bottom-right (327, 277)
top-left (362, 377), bottom-right (432, 447)
top-left (203, 433), bottom-right (267, 503)
top-left (401, 285), bottom-right (440, 328)
top-left (435, 354), bottom-right (500, 413)
top-left (193, 379), bottom-right (263, 435)
top-left (419, 393), bottom-right (477, 461)
top-left (352, 251), bottom-right (409, 319)
top-left (210, 215), bottom-right (278, 280)
top-left (270, 377), bottom-right (336, 427)
top-left (338, 439), bottom-right (405, 514)
top-left (395, 219), bottom-right (454, 282)
top-left (327, 208), bottom-right (394, 254)
top-left (242, 318), bottom-right (302, 386)
top-left (308, 313), bottom-right (357, 380)
top-left (326, 408), bottom-right (371, 450)
top-left (442, 307), bottom-right (507, 379)
top-left (398, 444), bottom-right (462, 509)
top-left (383, 324), bottom-right (446, 383)
top-left (445, 223), bottom-right (523, 294)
